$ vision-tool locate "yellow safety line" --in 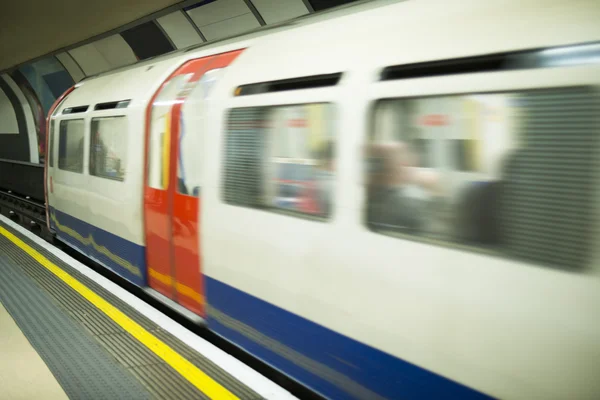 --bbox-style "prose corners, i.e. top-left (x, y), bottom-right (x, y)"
top-left (0, 226), bottom-right (238, 400)
top-left (148, 268), bottom-right (205, 305)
